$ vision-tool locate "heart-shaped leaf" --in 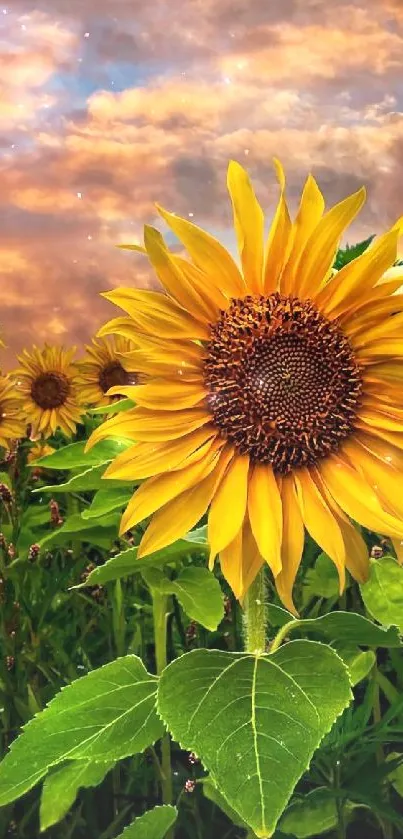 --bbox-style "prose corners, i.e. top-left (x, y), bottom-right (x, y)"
top-left (0, 656), bottom-right (164, 807)
top-left (158, 642), bottom-right (351, 837)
